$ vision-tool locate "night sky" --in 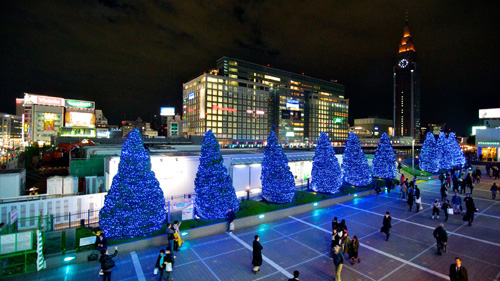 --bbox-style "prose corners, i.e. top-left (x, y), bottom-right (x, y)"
top-left (1, 1), bottom-right (499, 136)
